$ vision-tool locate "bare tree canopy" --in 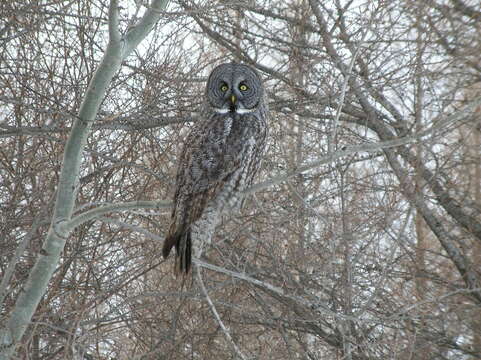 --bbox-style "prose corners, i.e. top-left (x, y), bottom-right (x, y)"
top-left (1, 0), bottom-right (480, 359)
